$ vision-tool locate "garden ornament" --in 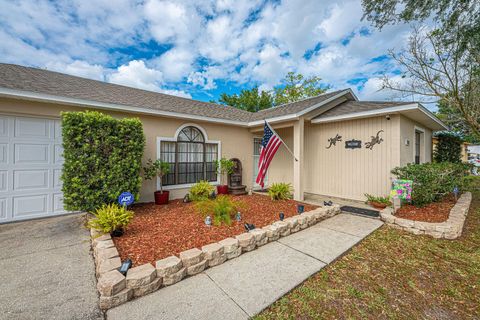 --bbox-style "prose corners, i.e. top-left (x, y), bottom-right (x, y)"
top-left (365, 130), bottom-right (384, 150)
top-left (326, 134), bottom-right (342, 149)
